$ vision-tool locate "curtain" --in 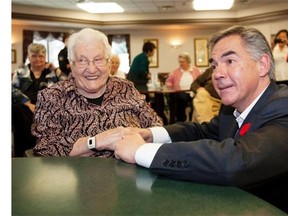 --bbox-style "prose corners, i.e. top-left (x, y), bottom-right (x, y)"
top-left (22, 30), bottom-right (65, 64)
